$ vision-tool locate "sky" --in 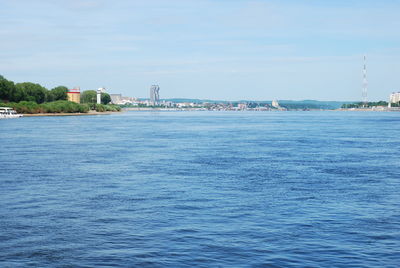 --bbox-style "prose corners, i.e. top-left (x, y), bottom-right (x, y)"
top-left (1, 0), bottom-right (400, 101)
